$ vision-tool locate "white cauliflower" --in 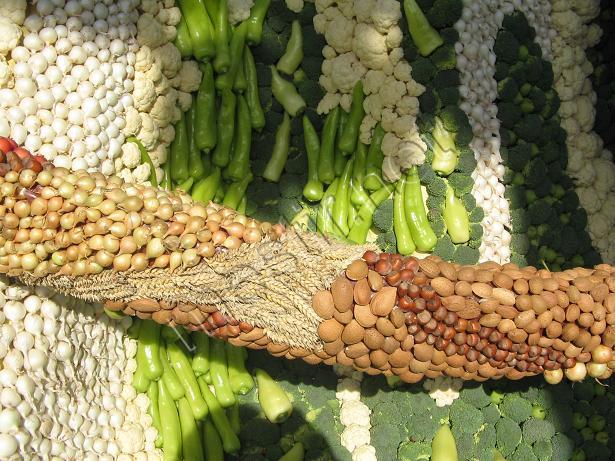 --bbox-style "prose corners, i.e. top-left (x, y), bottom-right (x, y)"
top-left (397, 95), bottom-right (420, 115)
top-left (335, 378), bottom-right (362, 401)
top-left (150, 94), bottom-right (176, 127)
top-left (341, 424), bottom-right (371, 453)
top-left (285, 0), bottom-right (304, 13)
top-left (370, 0), bottom-right (402, 33)
top-left (228, 0), bottom-right (255, 24)
top-left (0, 17), bottom-right (22, 56)
top-left (133, 75), bottom-right (157, 112)
top-left (359, 114), bottom-right (377, 144)
top-left (353, 23), bottom-right (389, 69)
top-left (176, 61), bottom-right (202, 93)
top-left (393, 61), bottom-right (412, 82)
top-left (386, 26), bottom-right (403, 49)
top-left (397, 137), bottom-right (426, 168)
top-left (330, 53), bottom-right (367, 93)
top-left (135, 46), bottom-right (154, 72)
top-left (352, 445), bottom-right (378, 461)
top-left (379, 76), bottom-right (407, 107)
top-left (152, 43), bottom-right (182, 78)
top-left (382, 153), bottom-right (402, 182)
top-left (137, 14), bottom-right (166, 49)
top-left (340, 401), bottom-right (371, 426)
top-left (363, 70), bottom-right (386, 95)
top-left (137, 114), bottom-right (160, 151)
top-left (124, 107), bottom-right (142, 137)
top-left (150, 143), bottom-right (169, 167)
top-left (177, 91), bottom-right (193, 112)
top-left (0, 55), bottom-right (11, 87)
top-left (0, 0), bottom-right (26, 25)
top-left (325, 13), bottom-right (356, 53)
top-left (121, 143), bottom-right (141, 169)
top-left (317, 92), bottom-right (342, 114)
top-left (133, 163), bottom-right (152, 184)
